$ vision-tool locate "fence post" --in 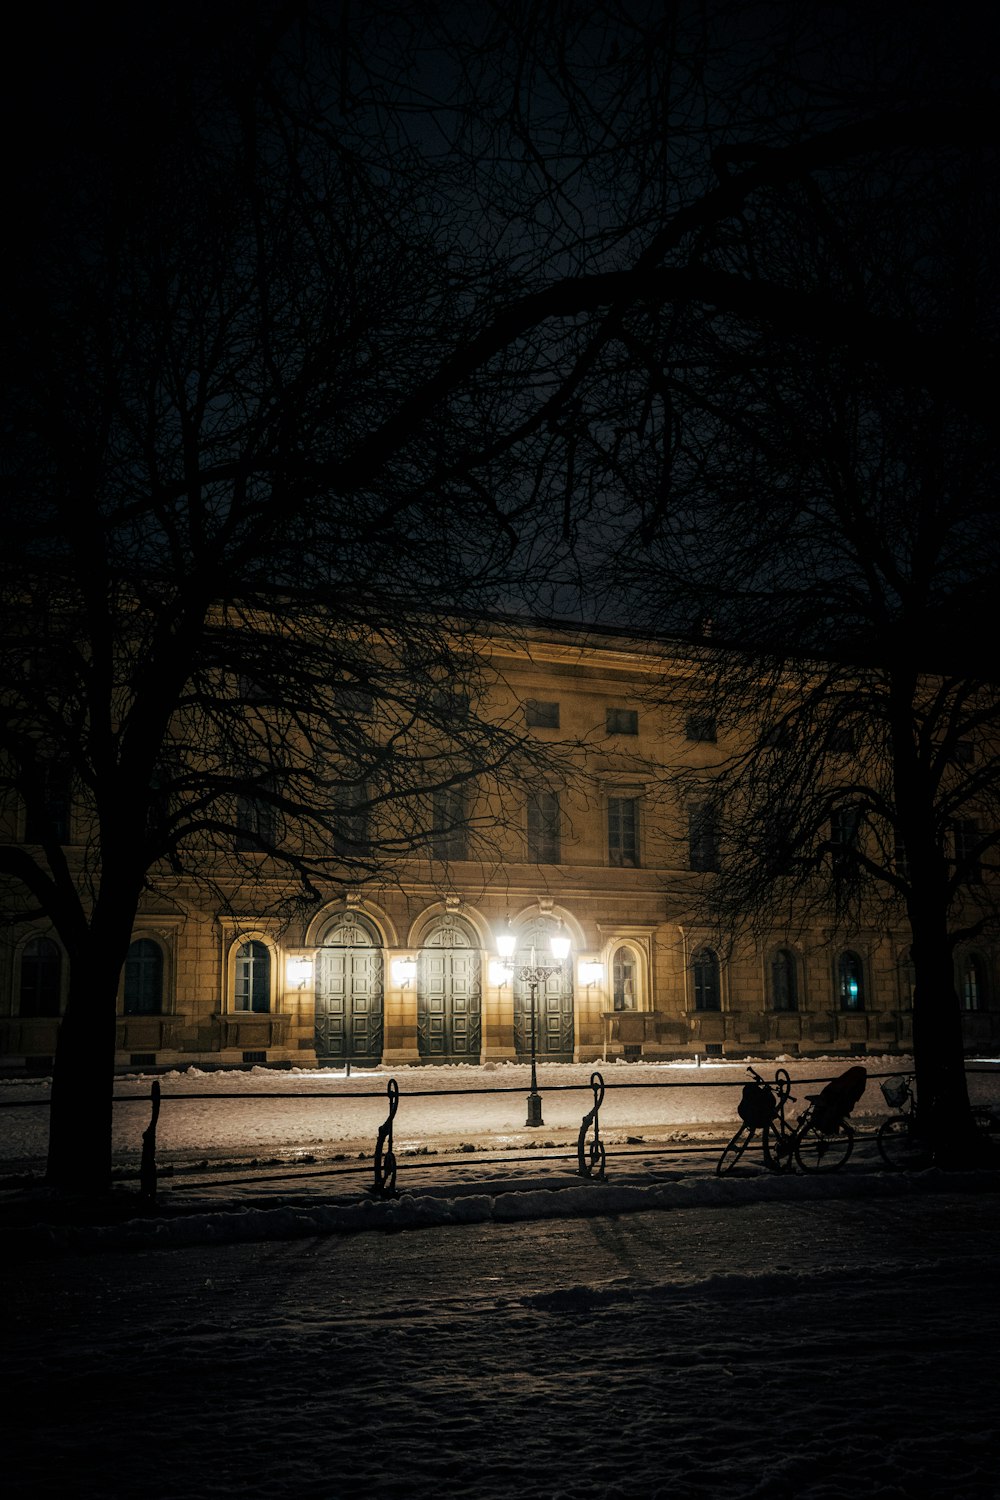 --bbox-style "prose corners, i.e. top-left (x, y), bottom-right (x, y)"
top-left (140, 1080), bottom-right (161, 1204)
top-left (577, 1071), bottom-right (607, 1180)
top-left (372, 1077), bottom-right (399, 1197)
